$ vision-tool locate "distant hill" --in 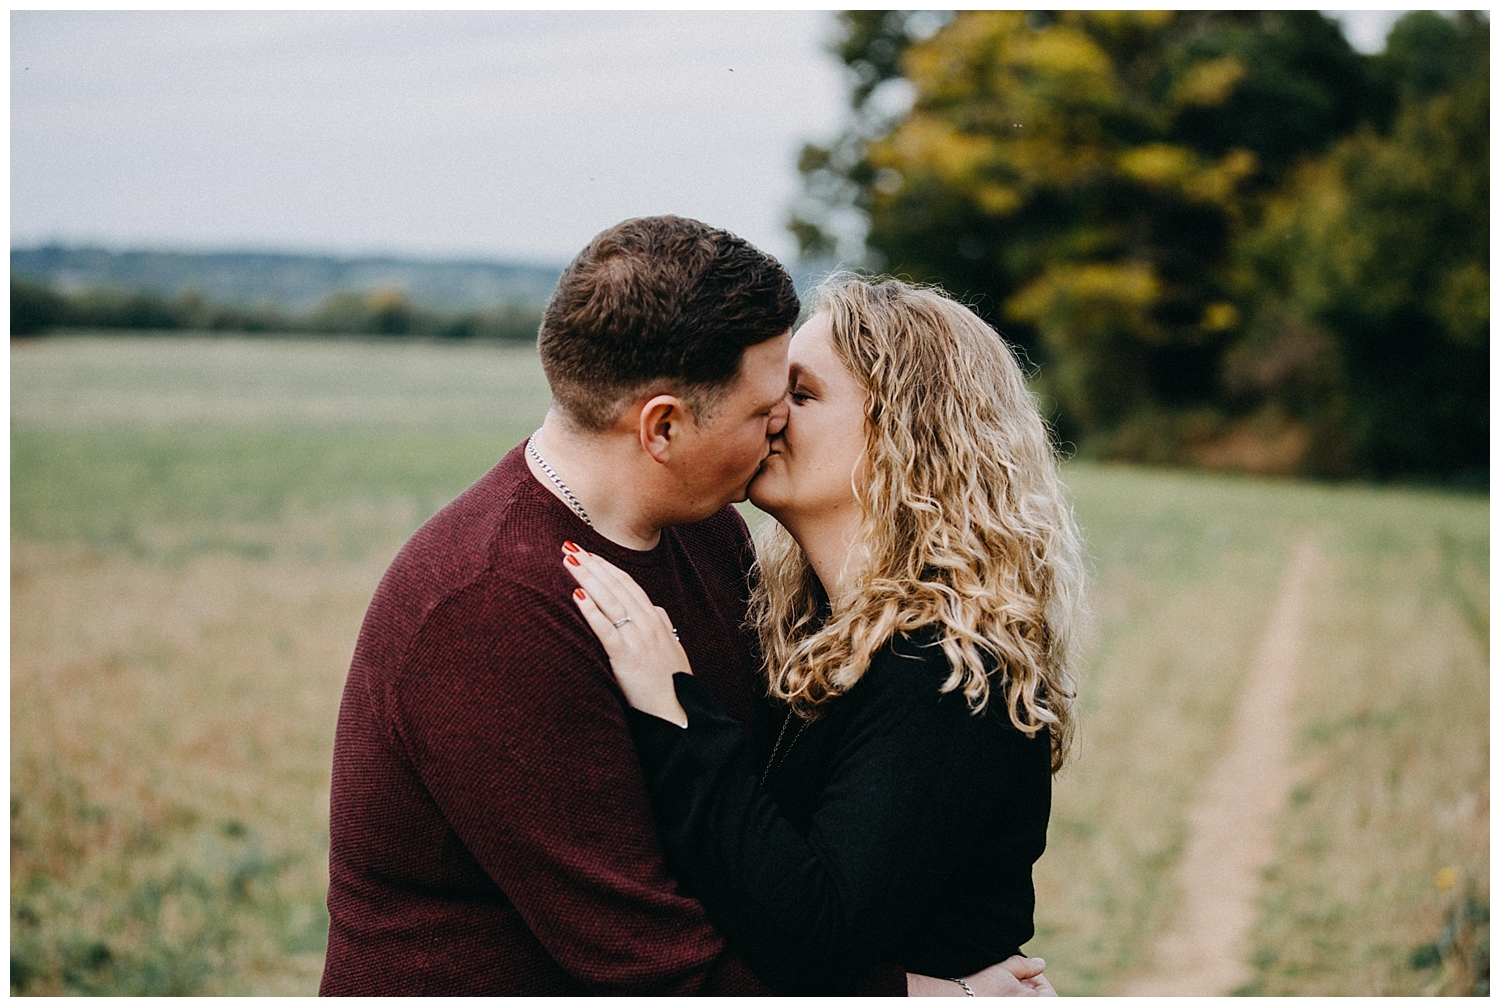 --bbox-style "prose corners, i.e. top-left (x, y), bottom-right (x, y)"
top-left (10, 246), bottom-right (564, 312)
